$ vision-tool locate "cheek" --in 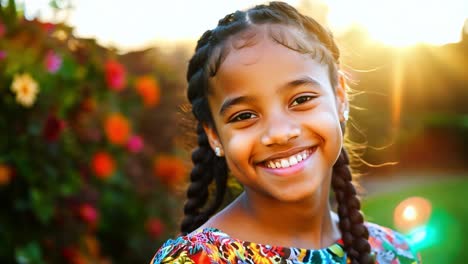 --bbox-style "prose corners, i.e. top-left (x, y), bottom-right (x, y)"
top-left (221, 129), bottom-right (256, 172)
top-left (302, 106), bottom-right (343, 160)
